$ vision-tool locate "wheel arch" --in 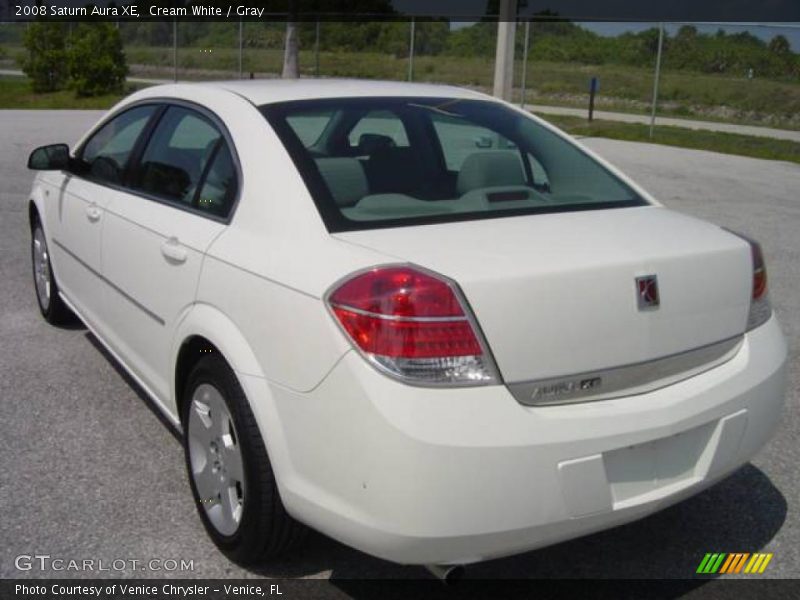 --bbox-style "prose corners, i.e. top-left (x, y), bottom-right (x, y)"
top-left (29, 199), bottom-right (40, 229)
top-left (28, 183), bottom-right (47, 230)
top-left (171, 303), bottom-right (267, 423)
